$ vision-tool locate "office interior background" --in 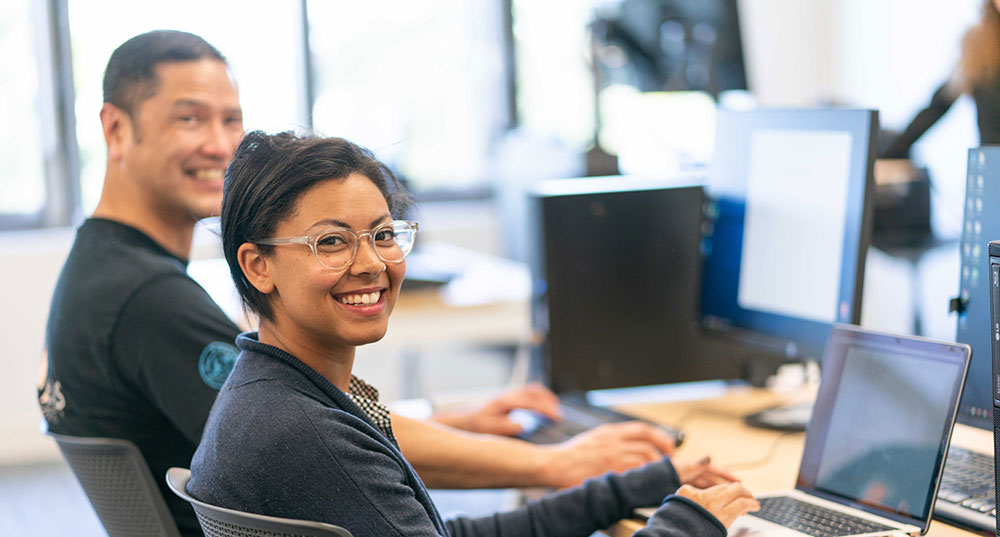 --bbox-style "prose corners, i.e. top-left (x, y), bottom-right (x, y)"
top-left (0, 0), bottom-right (984, 479)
